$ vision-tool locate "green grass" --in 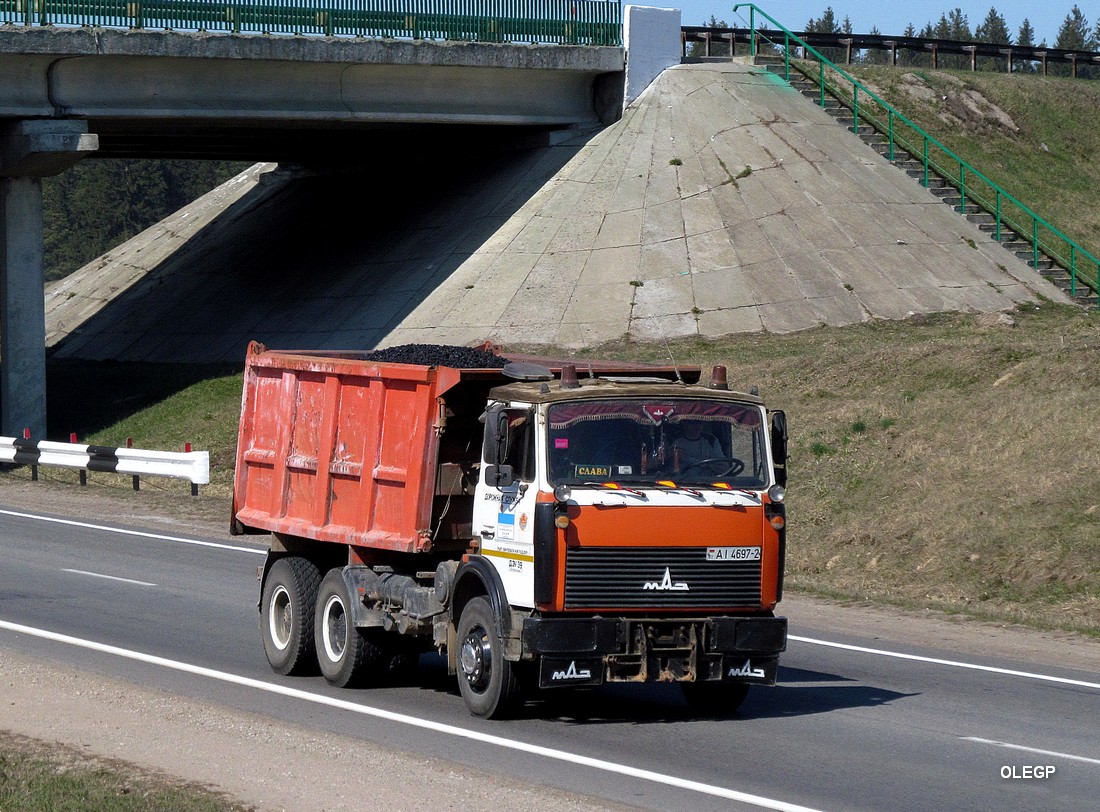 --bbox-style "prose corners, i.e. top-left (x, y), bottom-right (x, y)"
top-left (0, 733), bottom-right (250, 812)
top-left (839, 66), bottom-right (1100, 268)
